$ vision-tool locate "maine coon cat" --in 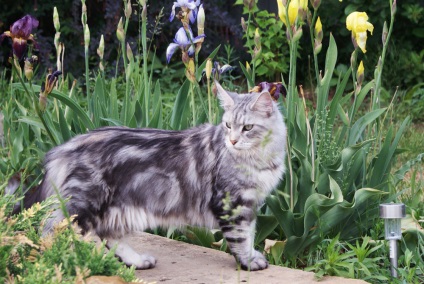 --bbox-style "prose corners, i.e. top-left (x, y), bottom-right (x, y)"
top-left (13, 81), bottom-right (287, 271)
